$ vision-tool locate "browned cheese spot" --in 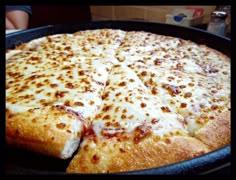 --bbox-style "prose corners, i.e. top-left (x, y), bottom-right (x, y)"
top-left (56, 123), bottom-right (66, 130)
top-left (83, 145), bottom-right (89, 151)
top-left (141, 71), bottom-right (147, 76)
top-left (179, 85), bottom-right (186, 89)
top-left (176, 63), bottom-right (183, 70)
top-left (129, 79), bottom-right (135, 83)
top-left (44, 79), bottom-right (50, 83)
top-left (35, 89), bottom-right (43, 94)
top-left (128, 115), bottom-right (134, 120)
top-left (184, 92), bottom-right (192, 98)
top-left (188, 83), bottom-right (194, 87)
top-left (211, 105), bottom-right (219, 110)
top-left (121, 114), bottom-right (126, 119)
top-left (162, 84), bottom-right (181, 97)
top-left (29, 74), bottom-right (44, 81)
top-left (46, 36), bottom-right (52, 42)
top-left (168, 76), bottom-right (175, 82)
top-left (74, 102), bottom-right (84, 106)
top-left (211, 90), bottom-right (217, 94)
top-left (91, 154), bottom-right (100, 164)
top-left (200, 104), bottom-right (205, 109)
top-left (151, 118), bottom-right (160, 124)
top-left (66, 129), bottom-right (72, 133)
top-left (89, 100), bottom-right (95, 105)
top-left (102, 105), bottom-right (113, 112)
top-left (65, 82), bottom-right (74, 89)
top-left (55, 91), bottom-right (68, 98)
top-left (165, 138), bottom-right (171, 144)
top-left (151, 87), bottom-right (158, 95)
top-left (115, 92), bottom-right (122, 97)
top-left (119, 148), bottom-right (126, 153)
top-left (140, 102), bottom-right (147, 108)
top-left (78, 70), bottom-right (85, 76)
top-left (154, 59), bottom-right (162, 65)
top-left (119, 81), bottom-right (126, 86)
top-left (209, 116), bottom-right (215, 120)
top-left (64, 46), bottom-right (71, 51)
top-left (180, 103), bottom-right (187, 108)
top-left (46, 92), bottom-right (51, 96)
top-left (103, 115), bottom-right (111, 120)
top-left (50, 83), bottom-right (58, 88)
top-left (102, 92), bottom-right (109, 100)
top-left (64, 100), bottom-right (70, 106)
top-left (161, 106), bottom-right (171, 113)
top-left (61, 66), bottom-right (71, 70)
top-left (133, 125), bottom-right (151, 144)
